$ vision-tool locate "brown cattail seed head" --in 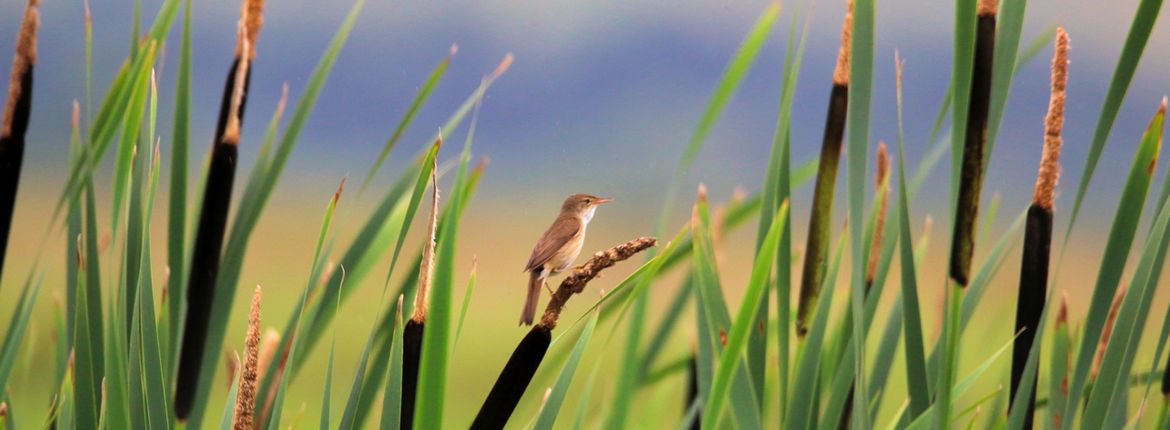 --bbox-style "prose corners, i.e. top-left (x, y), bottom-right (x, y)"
top-left (222, 27), bottom-right (251, 145)
top-left (237, 0), bottom-right (264, 59)
top-left (1032, 28), bottom-right (1068, 210)
top-left (412, 137), bottom-right (442, 322)
top-left (832, 0), bottom-right (854, 85)
top-left (2, 0), bottom-right (39, 138)
top-left (977, 0), bottom-right (999, 16)
top-left (232, 285), bottom-right (263, 430)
